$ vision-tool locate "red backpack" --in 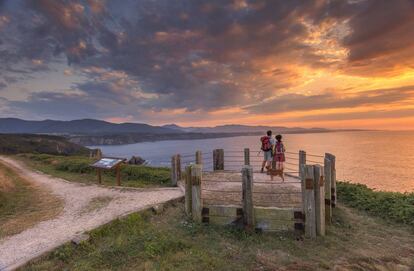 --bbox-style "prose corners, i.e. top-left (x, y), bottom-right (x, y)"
top-left (260, 136), bottom-right (272, 151)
